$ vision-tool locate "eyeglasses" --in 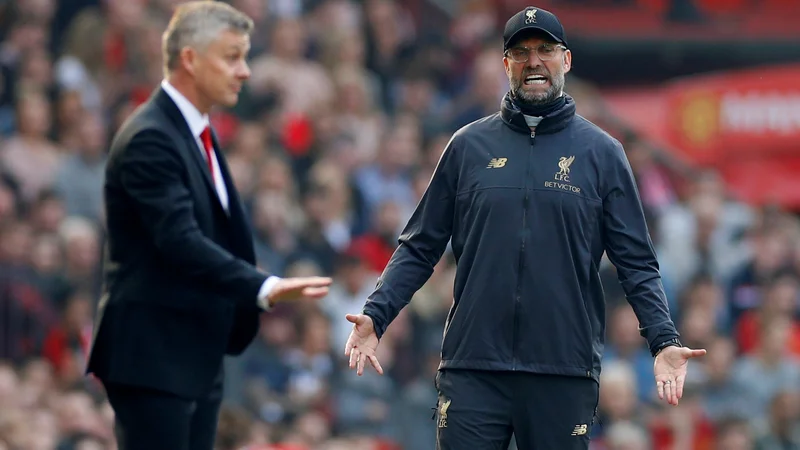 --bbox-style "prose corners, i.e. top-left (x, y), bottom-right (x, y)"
top-left (505, 43), bottom-right (566, 63)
